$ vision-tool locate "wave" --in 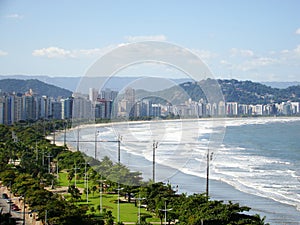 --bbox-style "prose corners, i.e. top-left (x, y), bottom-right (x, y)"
top-left (62, 118), bottom-right (300, 216)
